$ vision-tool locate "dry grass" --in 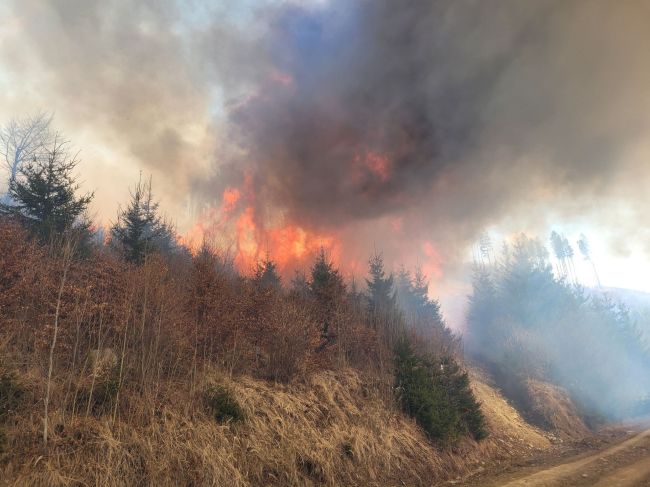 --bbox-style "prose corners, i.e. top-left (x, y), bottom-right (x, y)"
top-left (525, 379), bottom-right (590, 440)
top-left (0, 365), bottom-right (569, 487)
top-left (470, 369), bottom-right (550, 454)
